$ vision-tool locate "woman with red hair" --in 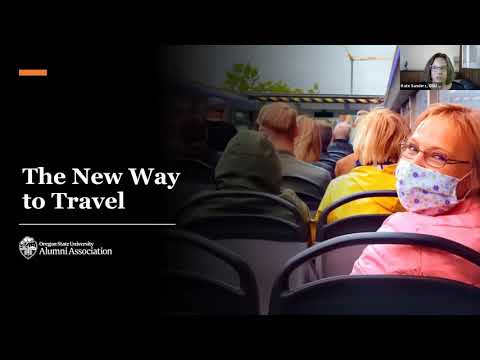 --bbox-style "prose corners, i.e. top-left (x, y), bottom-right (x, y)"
top-left (352, 103), bottom-right (480, 287)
